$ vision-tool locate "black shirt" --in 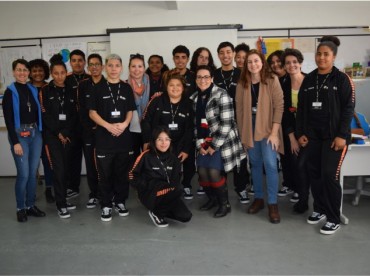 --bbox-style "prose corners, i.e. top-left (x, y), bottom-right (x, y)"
top-left (3, 82), bottom-right (39, 145)
top-left (182, 69), bottom-right (196, 98)
top-left (88, 80), bottom-right (136, 153)
top-left (213, 67), bottom-right (241, 100)
top-left (308, 73), bottom-right (330, 129)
